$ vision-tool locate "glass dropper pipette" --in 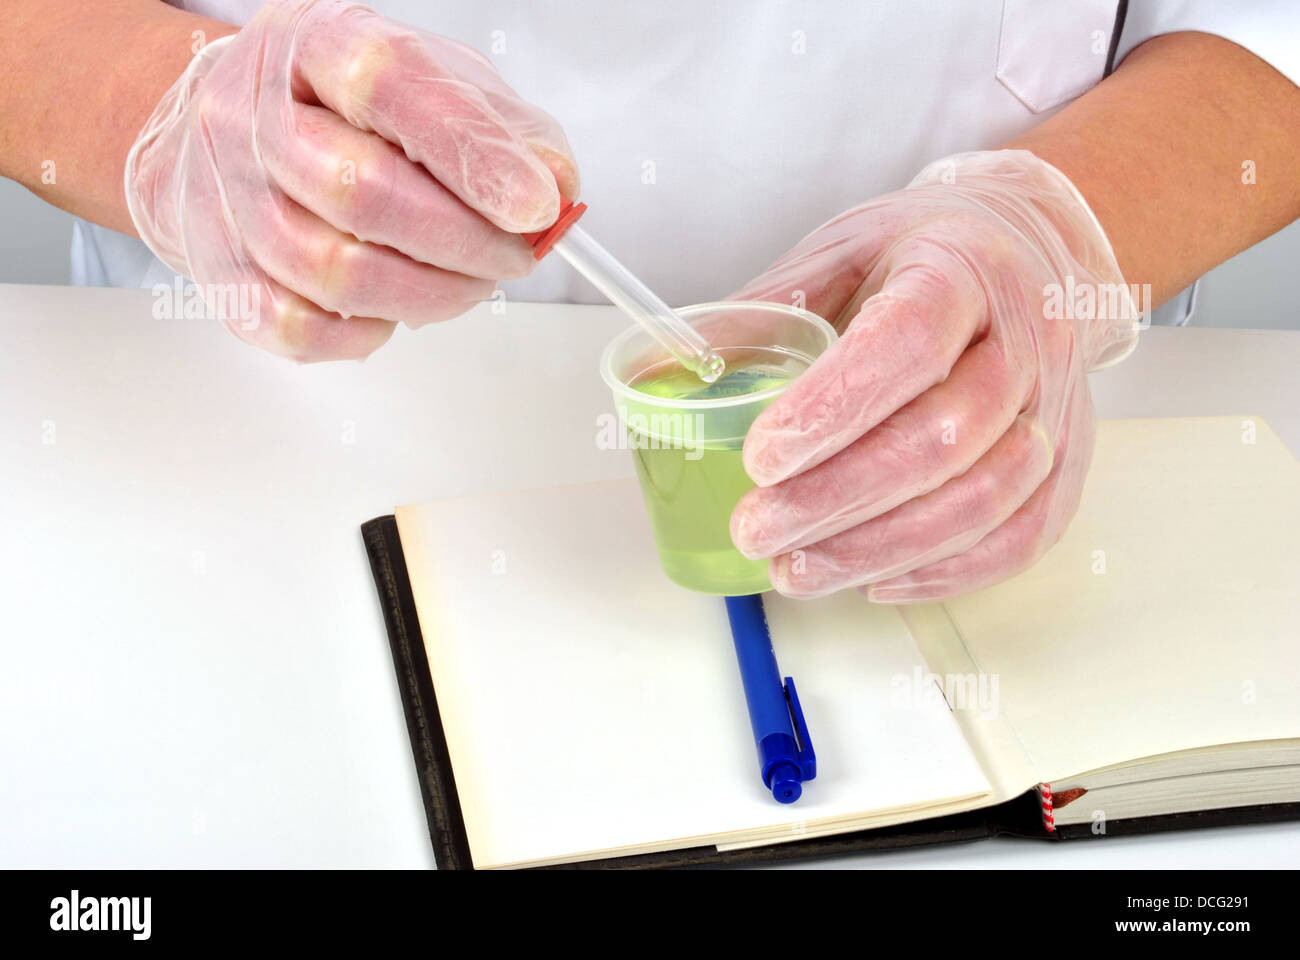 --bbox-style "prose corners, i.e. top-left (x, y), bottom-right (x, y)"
top-left (523, 199), bottom-right (726, 384)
